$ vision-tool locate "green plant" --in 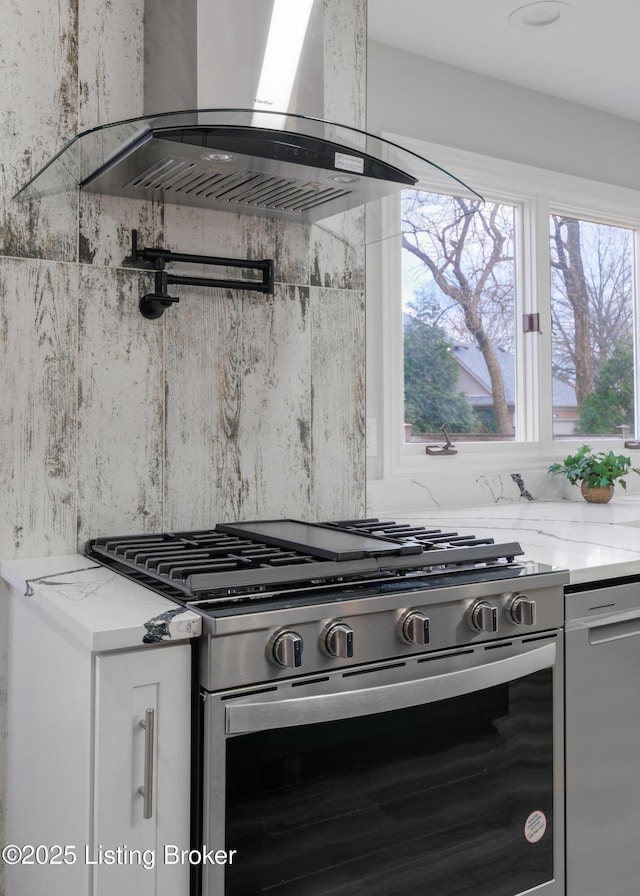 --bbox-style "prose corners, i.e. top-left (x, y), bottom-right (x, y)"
top-left (548, 444), bottom-right (640, 490)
